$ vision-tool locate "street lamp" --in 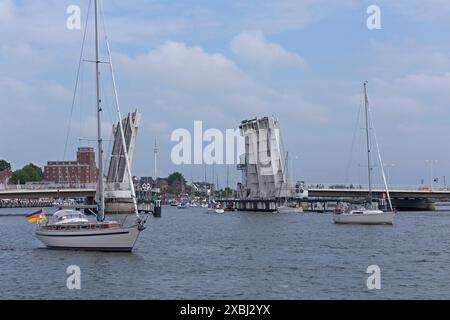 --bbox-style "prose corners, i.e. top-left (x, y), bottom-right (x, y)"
top-left (425, 160), bottom-right (438, 190)
top-left (291, 155), bottom-right (302, 183)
